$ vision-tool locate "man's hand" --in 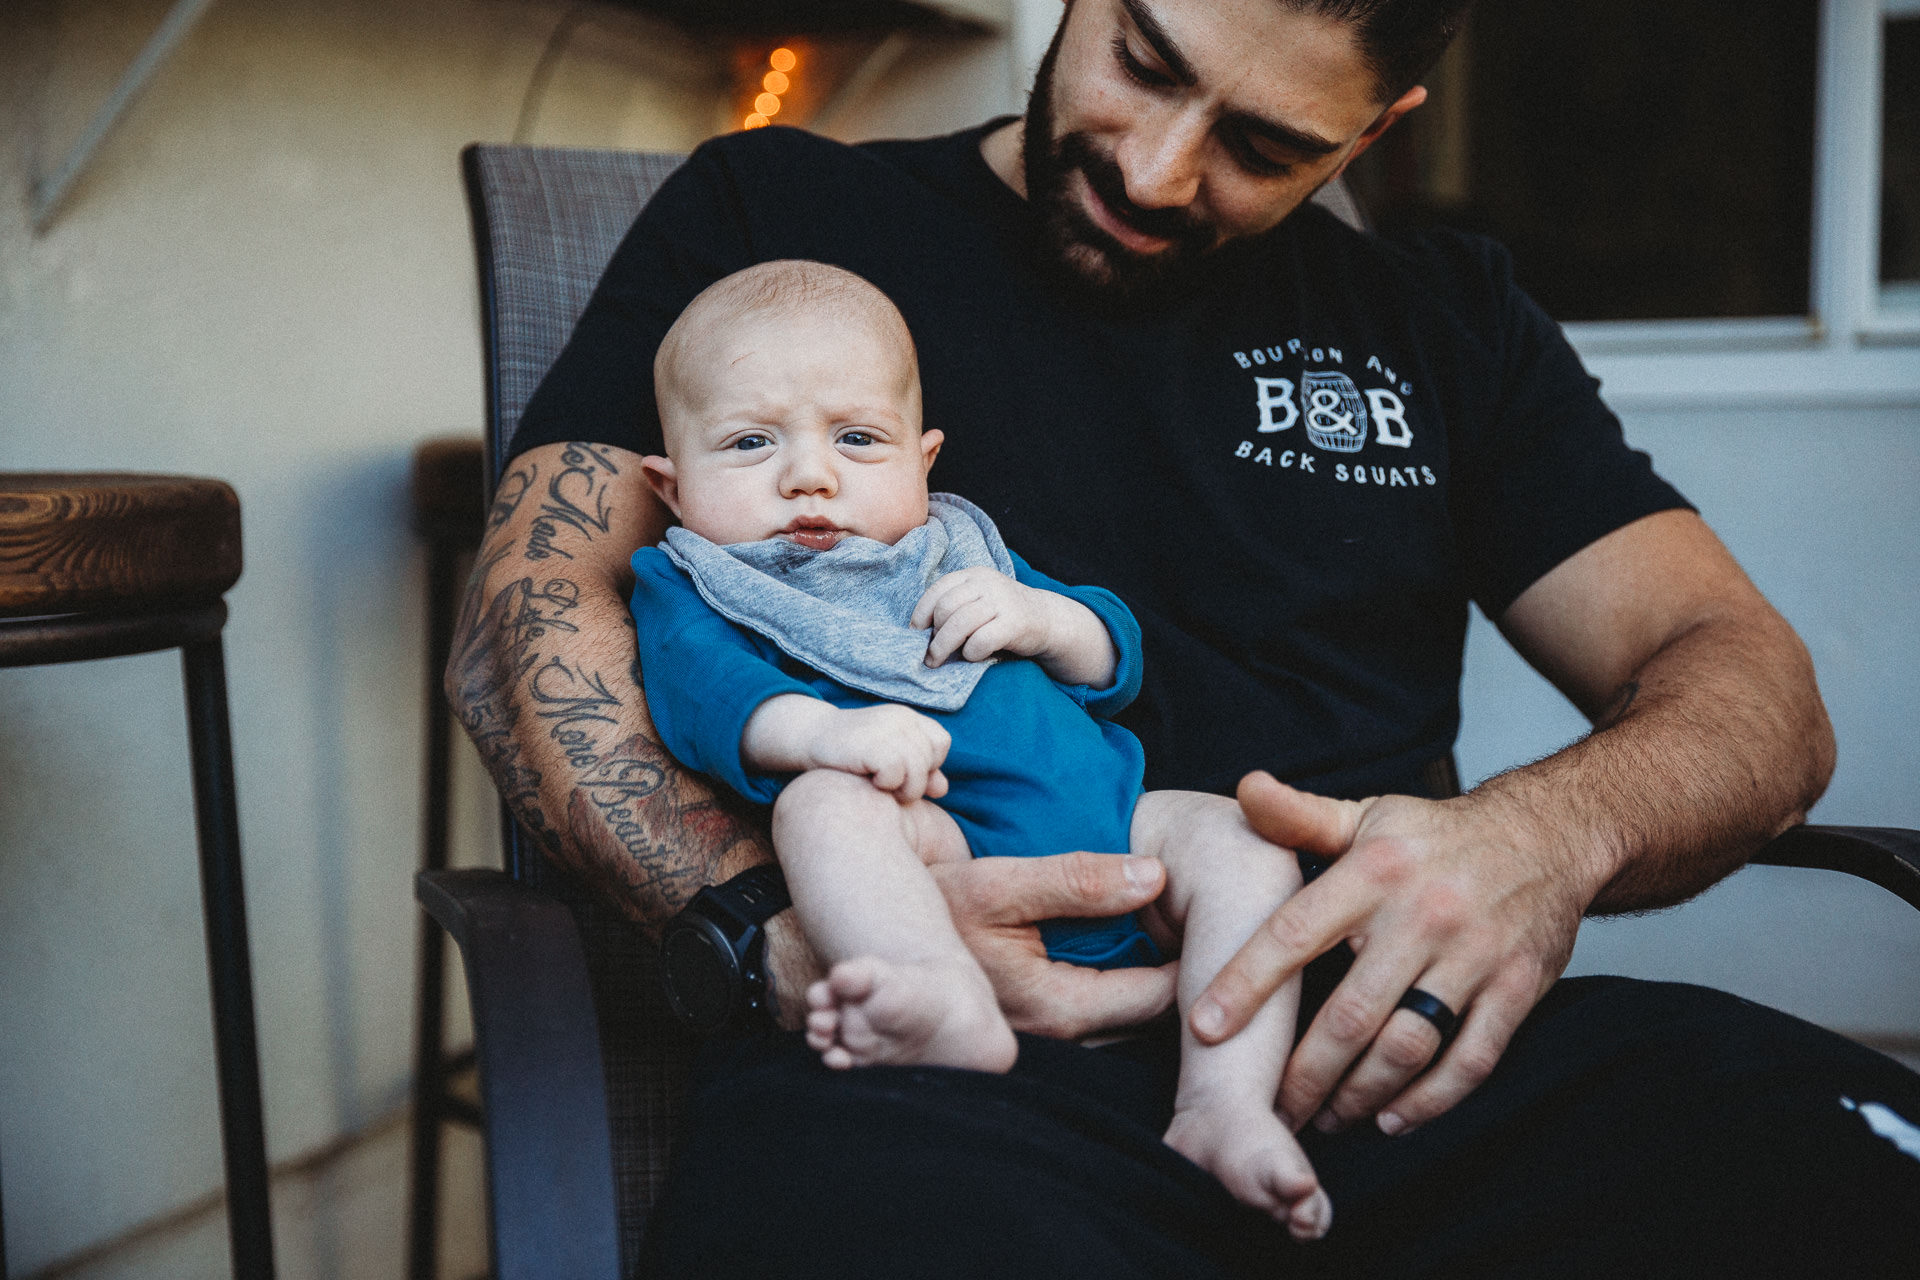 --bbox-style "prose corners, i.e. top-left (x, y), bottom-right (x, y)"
top-left (913, 567), bottom-right (1117, 689)
top-left (742, 695), bottom-right (952, 801)
top-left (928, 852), bottom-right (1178, 1038)
top-left (1191, 511), bottom-right (1833, 1138)
top-left (1192, 771), bottom-right (1595, 1138)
